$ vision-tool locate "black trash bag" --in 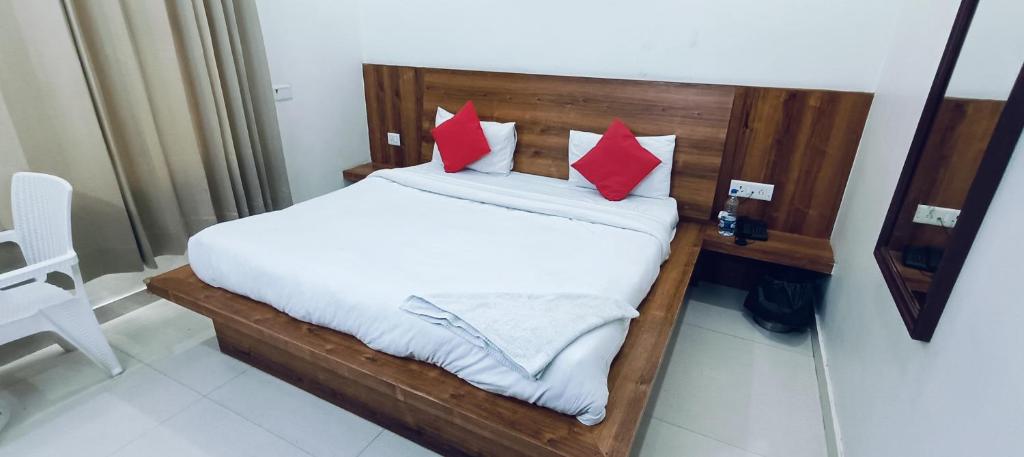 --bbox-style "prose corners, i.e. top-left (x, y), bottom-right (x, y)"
top-left (744, 269), bottom-right (820, 333)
